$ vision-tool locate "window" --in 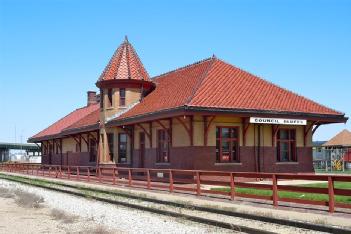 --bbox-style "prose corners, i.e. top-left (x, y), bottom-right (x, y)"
top-left (49, 144), bottom-right (53, 155)
top-left (89, 139), bottom-right (97, 162)
top-left (119, 88), bottom-right (126, 106)
top-left (100, 89), bottom-right (104, 109)
top-left (75, 142), bottom-right (81, 152)
top-left (216, 127), bottom-right (239, 163)
top-left (43, 144), bottom-right (47, 155)
top-left (107, 89), bottom-right (113, 108)
top-left (118, 133), bottom-right (128, 163)
top-left (55, 143), bottom-right (59, 154)
top-left (157, 129), bottom-right (170, 163)
top-left (277, 129), bottom-right (297, 162)
top-left (107, 133), bottom-right (114, 161)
